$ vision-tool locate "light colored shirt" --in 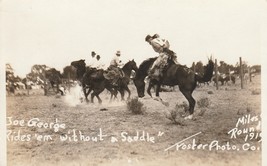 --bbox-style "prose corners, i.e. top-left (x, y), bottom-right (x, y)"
top-left (87, 57), bottom-right (97, 67)
top-left (110, 55), bottom-right (123, 67)
top-left (93, 60), bottom-right (106, 70)
top-left (150, 37), bottom-right (170, 53)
